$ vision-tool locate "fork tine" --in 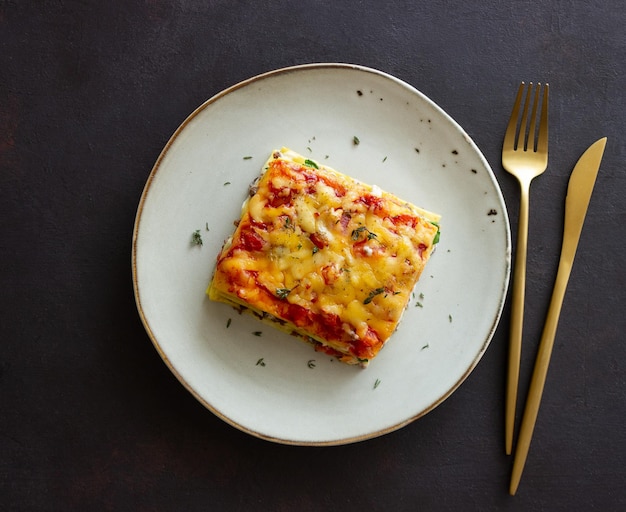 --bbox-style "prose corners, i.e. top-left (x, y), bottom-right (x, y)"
top-left (537, 83), bottom-right (549, 153)
top-left (527, 84), bottom-right (541, 151)
top-left (517, 83), bottom-right (534, 151)
top-left (503, 82), bottom-right (525, 150)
